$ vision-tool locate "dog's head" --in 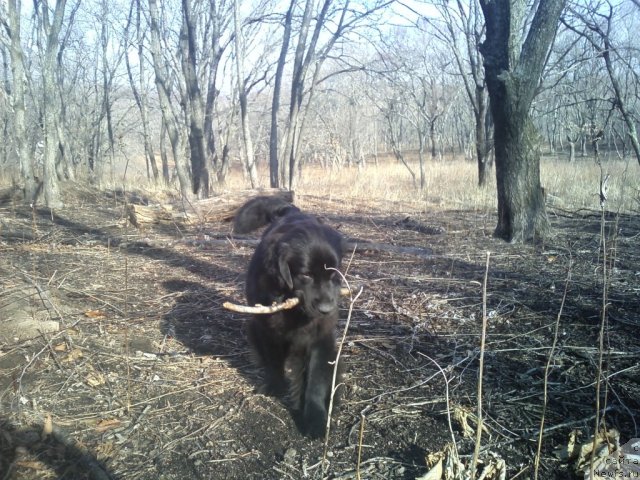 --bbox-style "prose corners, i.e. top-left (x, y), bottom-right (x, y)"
top-left (277, 227), bottom-right (343, 317)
